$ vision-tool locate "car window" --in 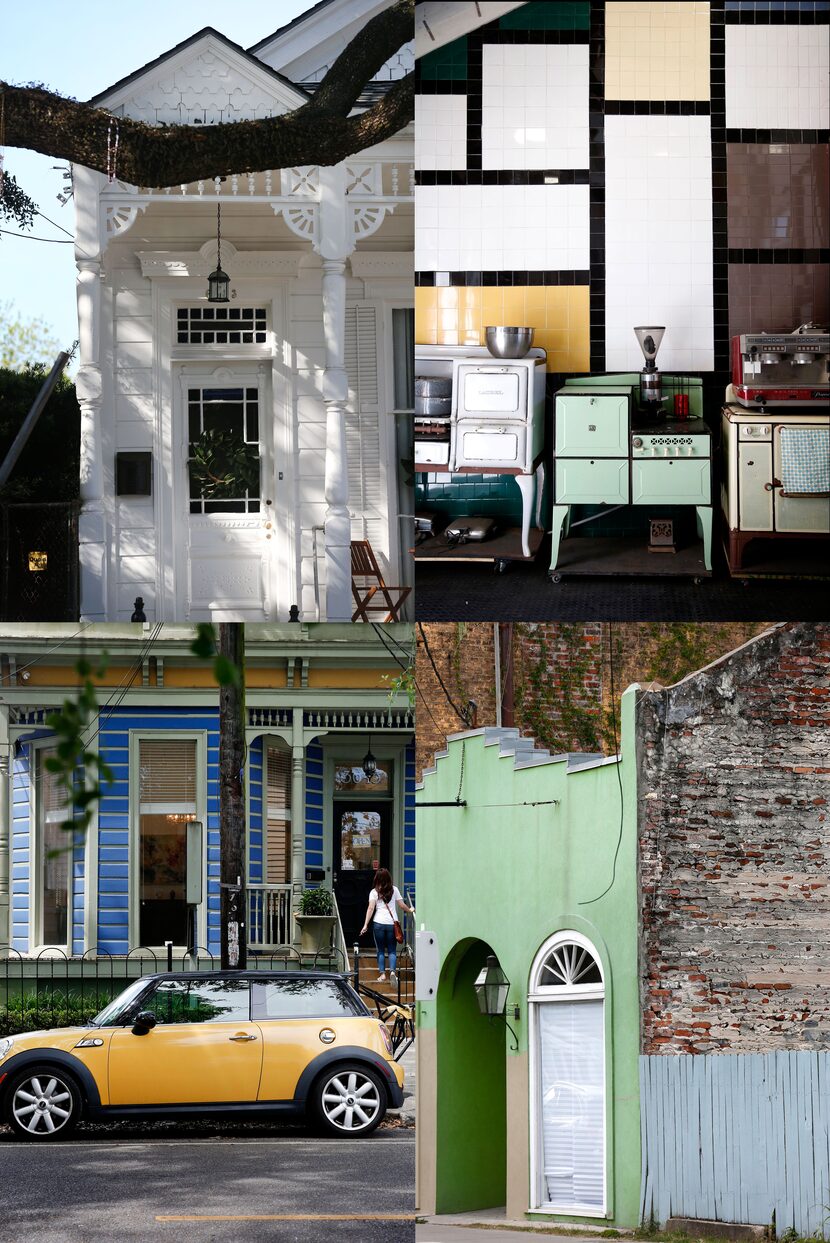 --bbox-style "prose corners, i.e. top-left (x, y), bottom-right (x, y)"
top-left (145, 978), bottom-right (251, 1024)
top-left (92, 978), bottom-right (152, 1027)
top-left (251, 978), bottom-right (362, 1021)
